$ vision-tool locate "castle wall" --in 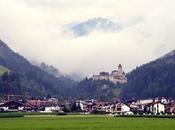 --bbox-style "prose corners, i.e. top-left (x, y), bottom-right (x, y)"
top-left (92, 65), bottom-right (127, 84)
